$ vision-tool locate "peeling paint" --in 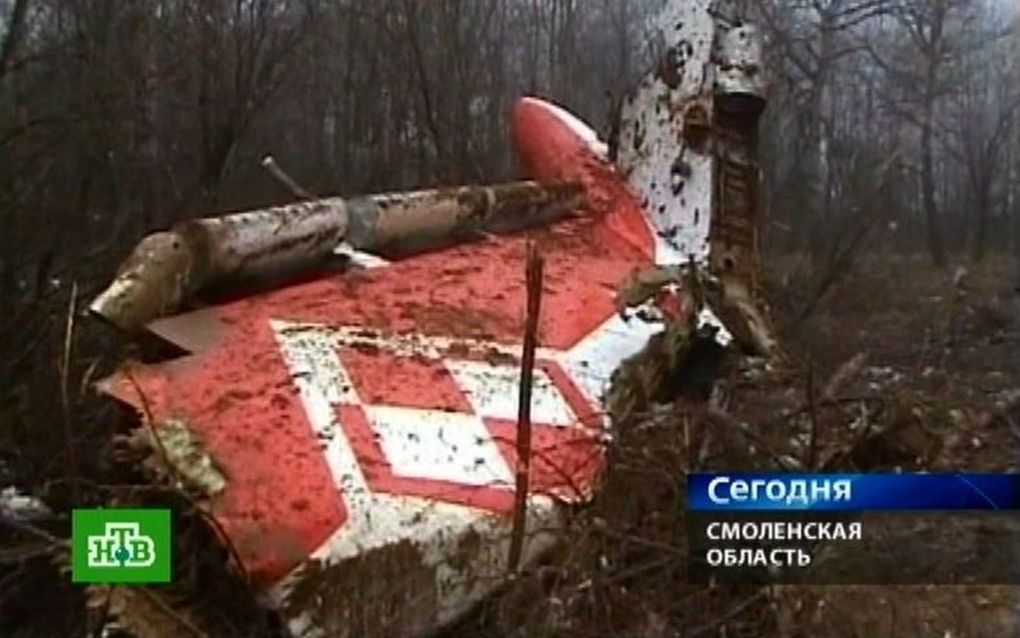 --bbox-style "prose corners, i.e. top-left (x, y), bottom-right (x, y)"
top-left (152, 417), bottom-right (228, 497)
top-left (275, 497), bottom-right (563, 638)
